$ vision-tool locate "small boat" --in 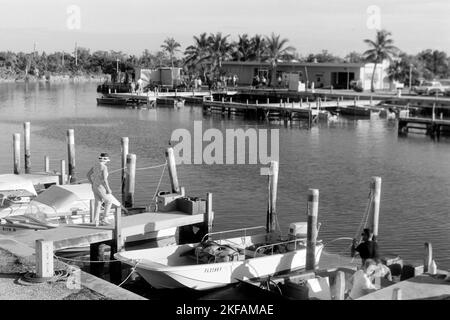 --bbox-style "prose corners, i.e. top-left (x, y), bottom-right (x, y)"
top-left (339, 105), bottom-right (380, 117)
top-left (115, 225), bottom-right (324, 291)
top-left (97, 96), bottom-right (128, 106)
